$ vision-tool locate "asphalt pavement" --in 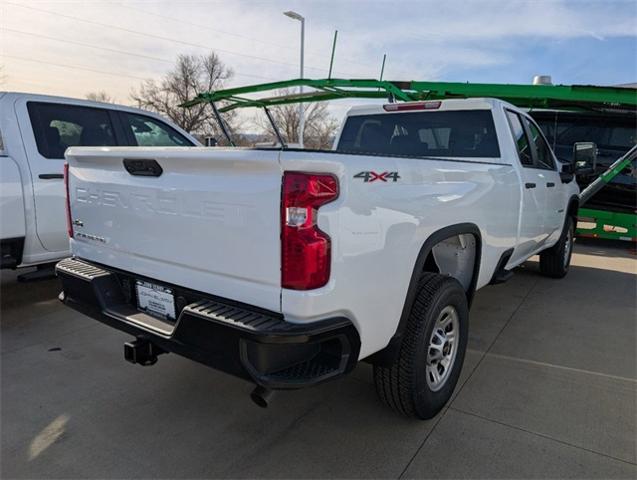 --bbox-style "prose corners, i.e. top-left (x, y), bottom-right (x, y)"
top-left (1, 240), bottom-right (635, 479)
